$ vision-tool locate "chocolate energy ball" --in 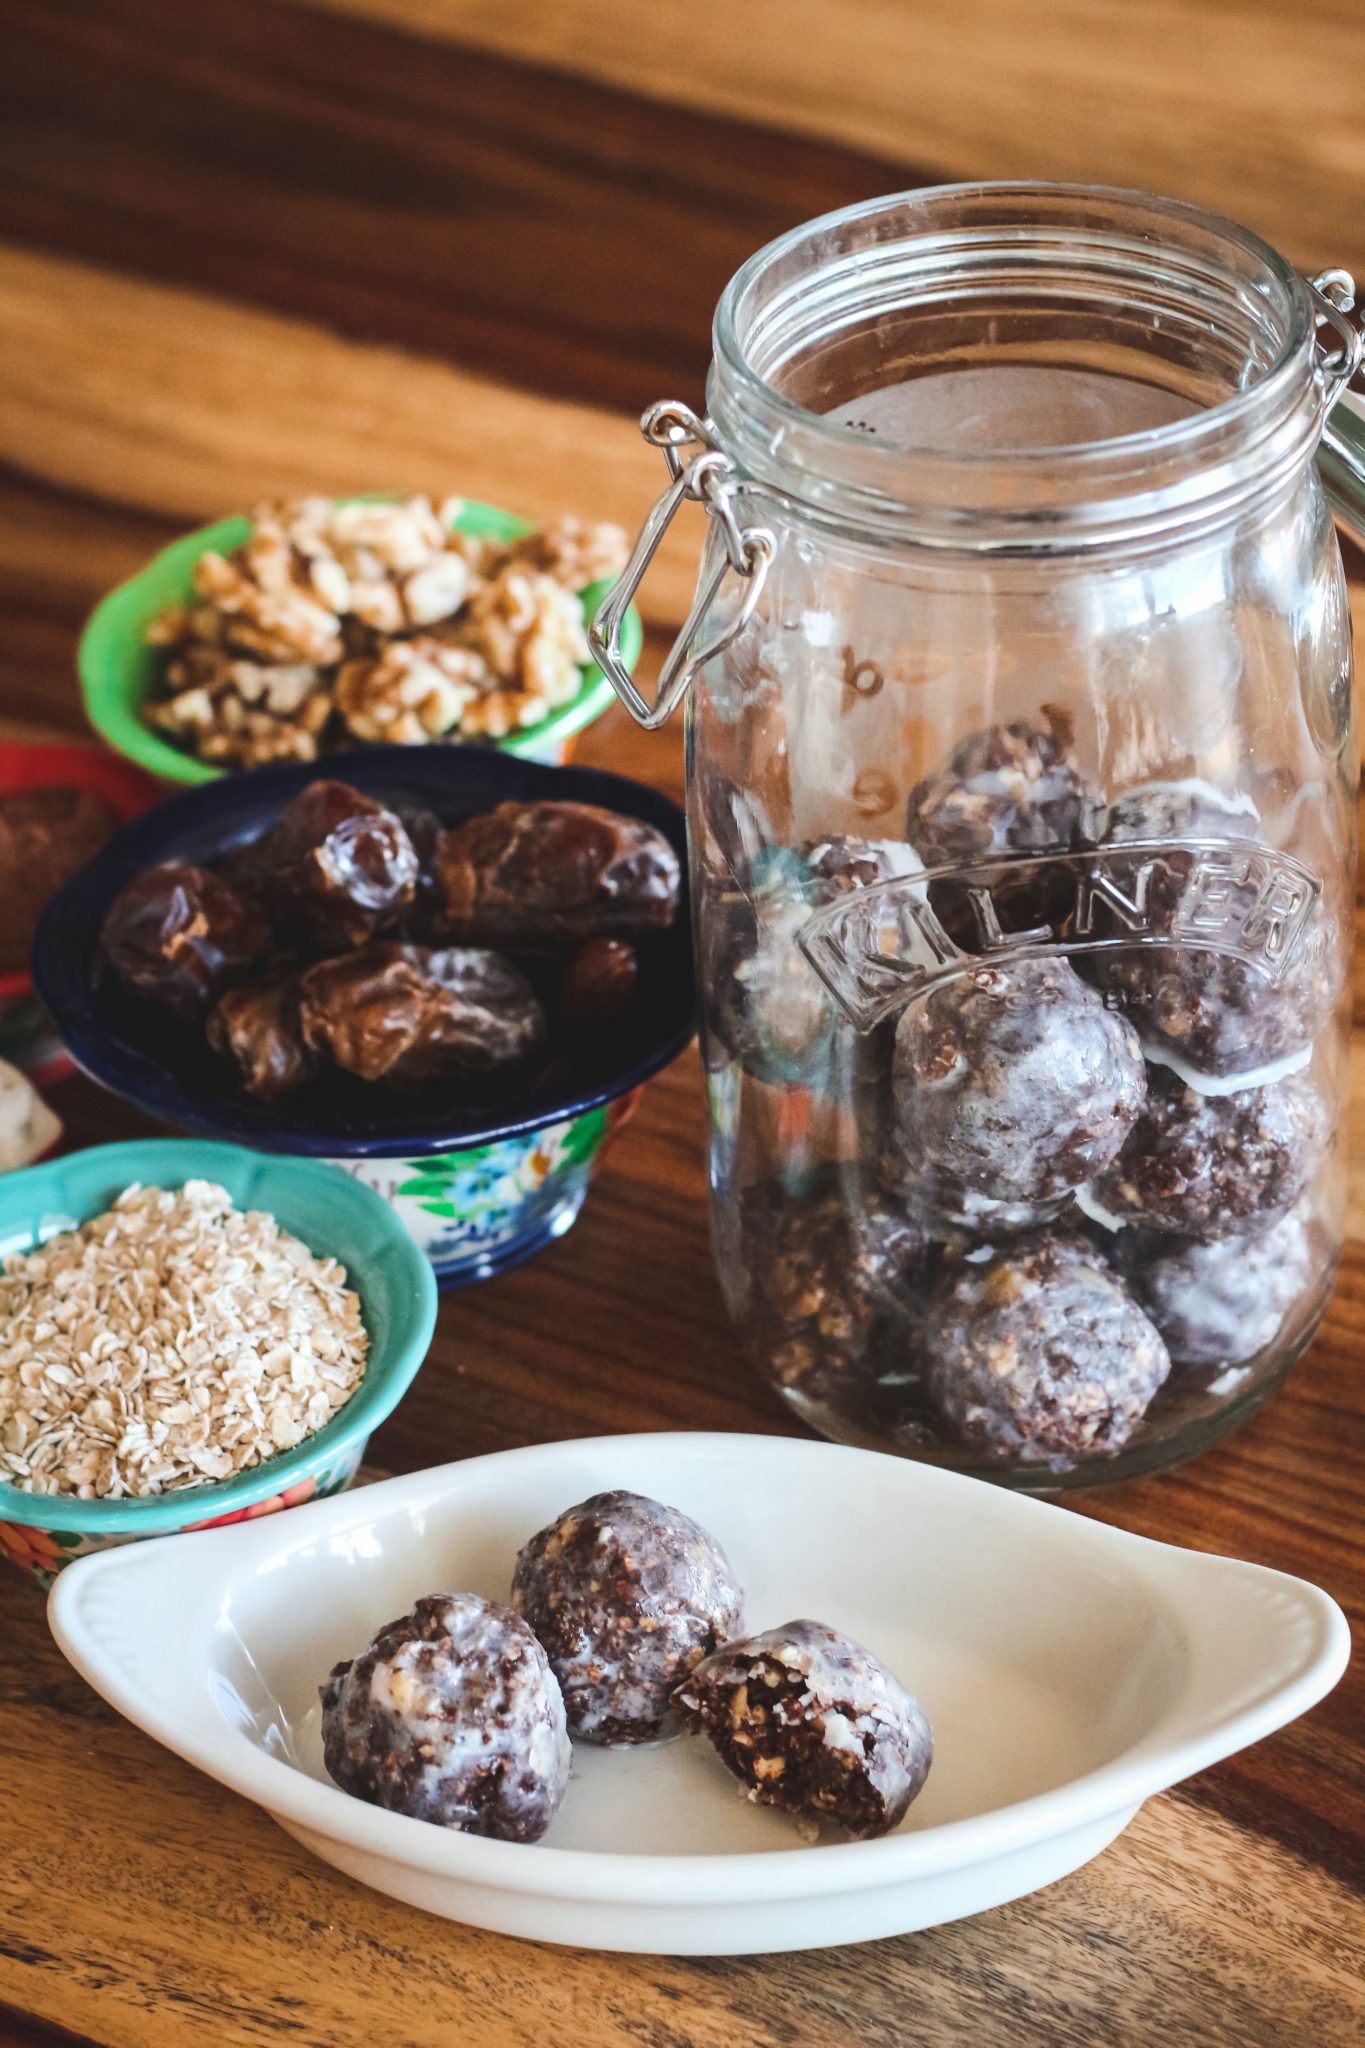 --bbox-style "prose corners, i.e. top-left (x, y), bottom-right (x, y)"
top-left (1087, 1068), bottom-right (1325, 1239)
top-left (1125, 1210), bottom-right (1316, 1368)
top-left (674, 1619), bottom-right (933, 1840)
top-left (921, 1231), bottom-right (1171, 1463)
top-left (268, 779), bottom-right (419, 951)
top-left (512, 1490), bottom-right (744, 1745)
top-left (207, 972), bottom-right (314, 1101)
top-left (0, 785), bottom-right (121, 973)
top-left (436, 800), bottom-right (680, 946)
top-left (100, 861), bottom-right (269, 1017)
top-left (298, 942), bottom-right (545, 1088)
top-left (743, 1181), bottom-right (933, 1408)
top-left (906, 711), bottom-right (1102, 935)
top-left (320, 1594), bottom-right (570, 1843)
top-left (717, 836), bottom-right (922, 1084)
top-left (1090, 780), bottom-right (1340, 1082)
top-left (893, 957), bottom-right (1147, 1210)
